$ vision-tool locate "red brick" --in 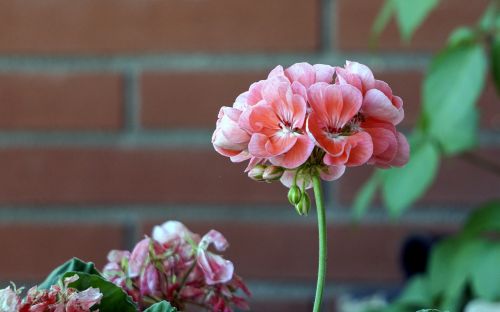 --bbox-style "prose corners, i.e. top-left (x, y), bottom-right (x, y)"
top-left (141, 221), bottom-right (454, 283)
top-left (0, 0), bottom-right (318, 54)
top-left (0, 223), bottom-right (124, 281)
top-left (338, 149), bottom-right (500, 207)
top-left (337, 0), bottom-right (488, 52)
top-left (0, 148), bottom-right (285, 205)
top-left (141, 71), bottom-right (265, 129)
top-left (0, 73), bottom-right (123, 130)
